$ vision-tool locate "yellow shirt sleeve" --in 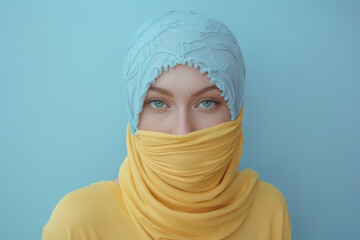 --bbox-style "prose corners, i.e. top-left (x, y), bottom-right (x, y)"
top-left (42, 181), bottom-right (141, 240)
top-left (234, 180), bottom-right (292, 240)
